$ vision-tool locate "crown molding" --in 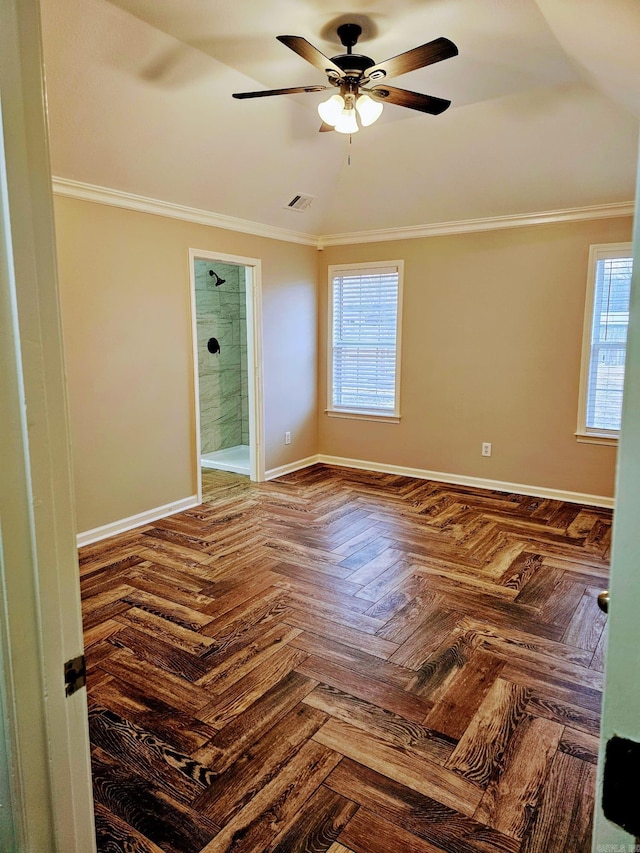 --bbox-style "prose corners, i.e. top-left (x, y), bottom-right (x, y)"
top-left (51, 177), bottom-right (318, 247)
top-left (52, 178), bottom-right (633, 248)
top-left (316, 201), bottom-right (635, 247)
